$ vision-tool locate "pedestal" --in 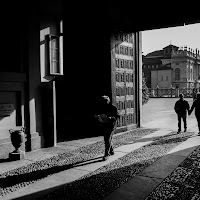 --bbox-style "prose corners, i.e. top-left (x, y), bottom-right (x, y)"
top-left (9, 150), bottom-right (25, 161)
